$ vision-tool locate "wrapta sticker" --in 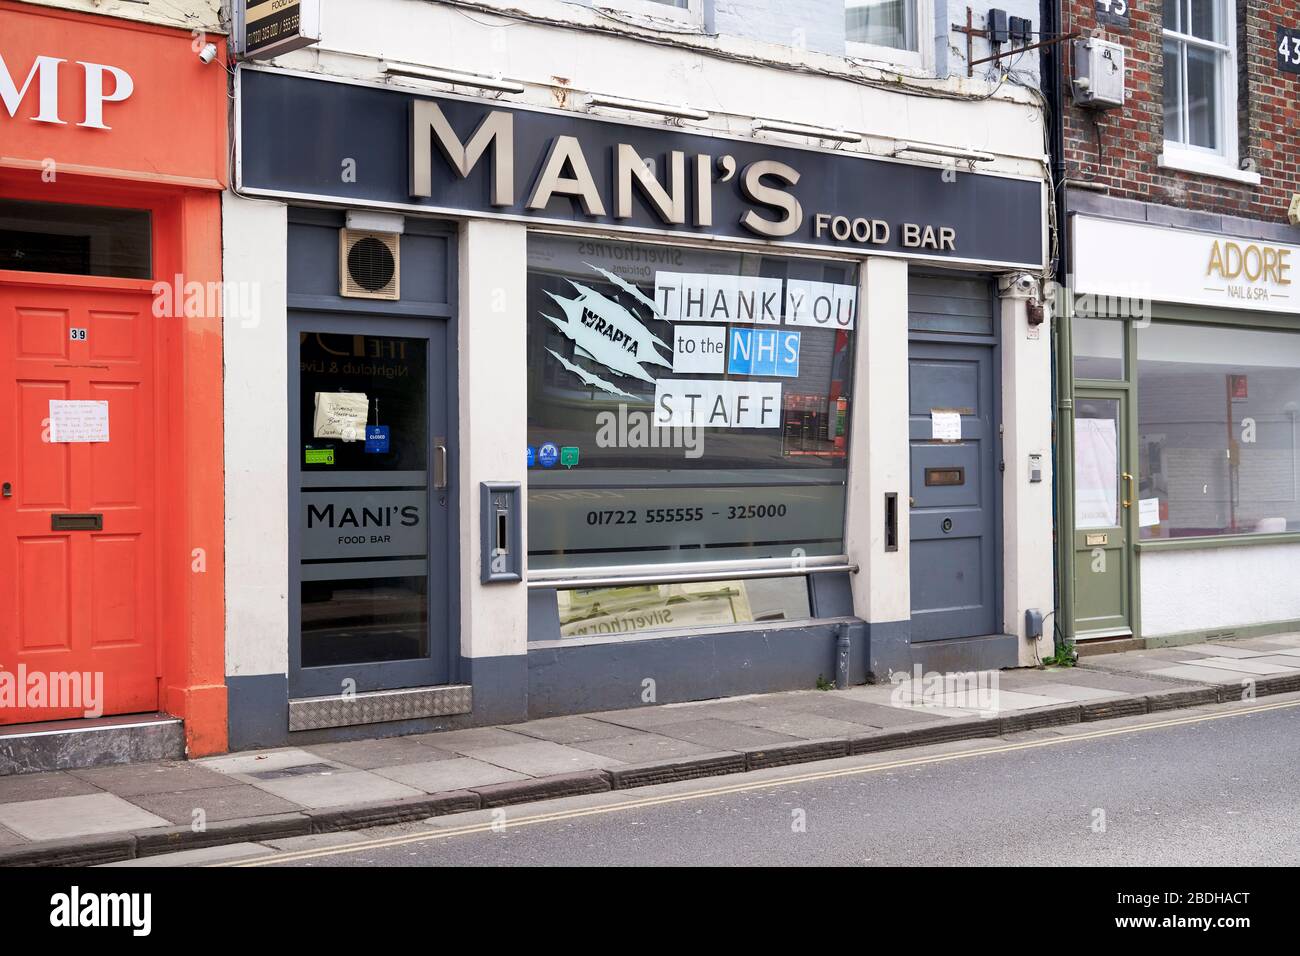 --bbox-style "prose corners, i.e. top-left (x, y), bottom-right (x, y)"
top-left (314, 392), bottom-right (369, 441)
top-left (48, 400), bottom-right (109, 443)
top-left (305, 448), bottom-right (335, 465)
top-left (1138, 497), bottom-right (1161, 528)
top-left (931, 410), bottom-right (962, 442)
top-left (542, 263), bottom-right (671, 399)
